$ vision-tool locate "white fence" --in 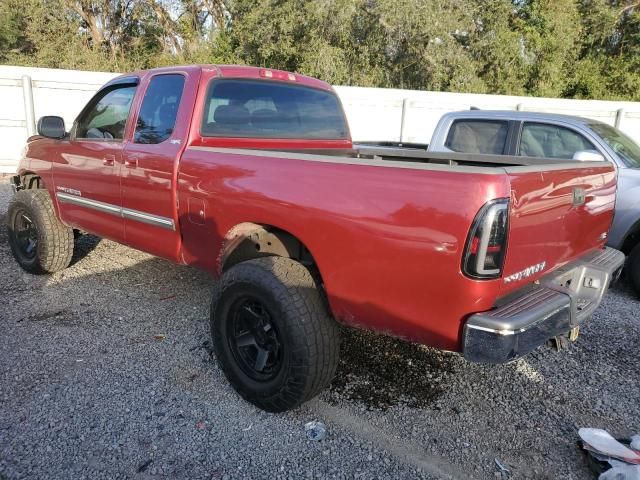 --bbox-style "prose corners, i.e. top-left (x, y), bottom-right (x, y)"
top-left (0, 66), bottom-right (117, 173)
top-left (2, 64), bottom-right (640, 173)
